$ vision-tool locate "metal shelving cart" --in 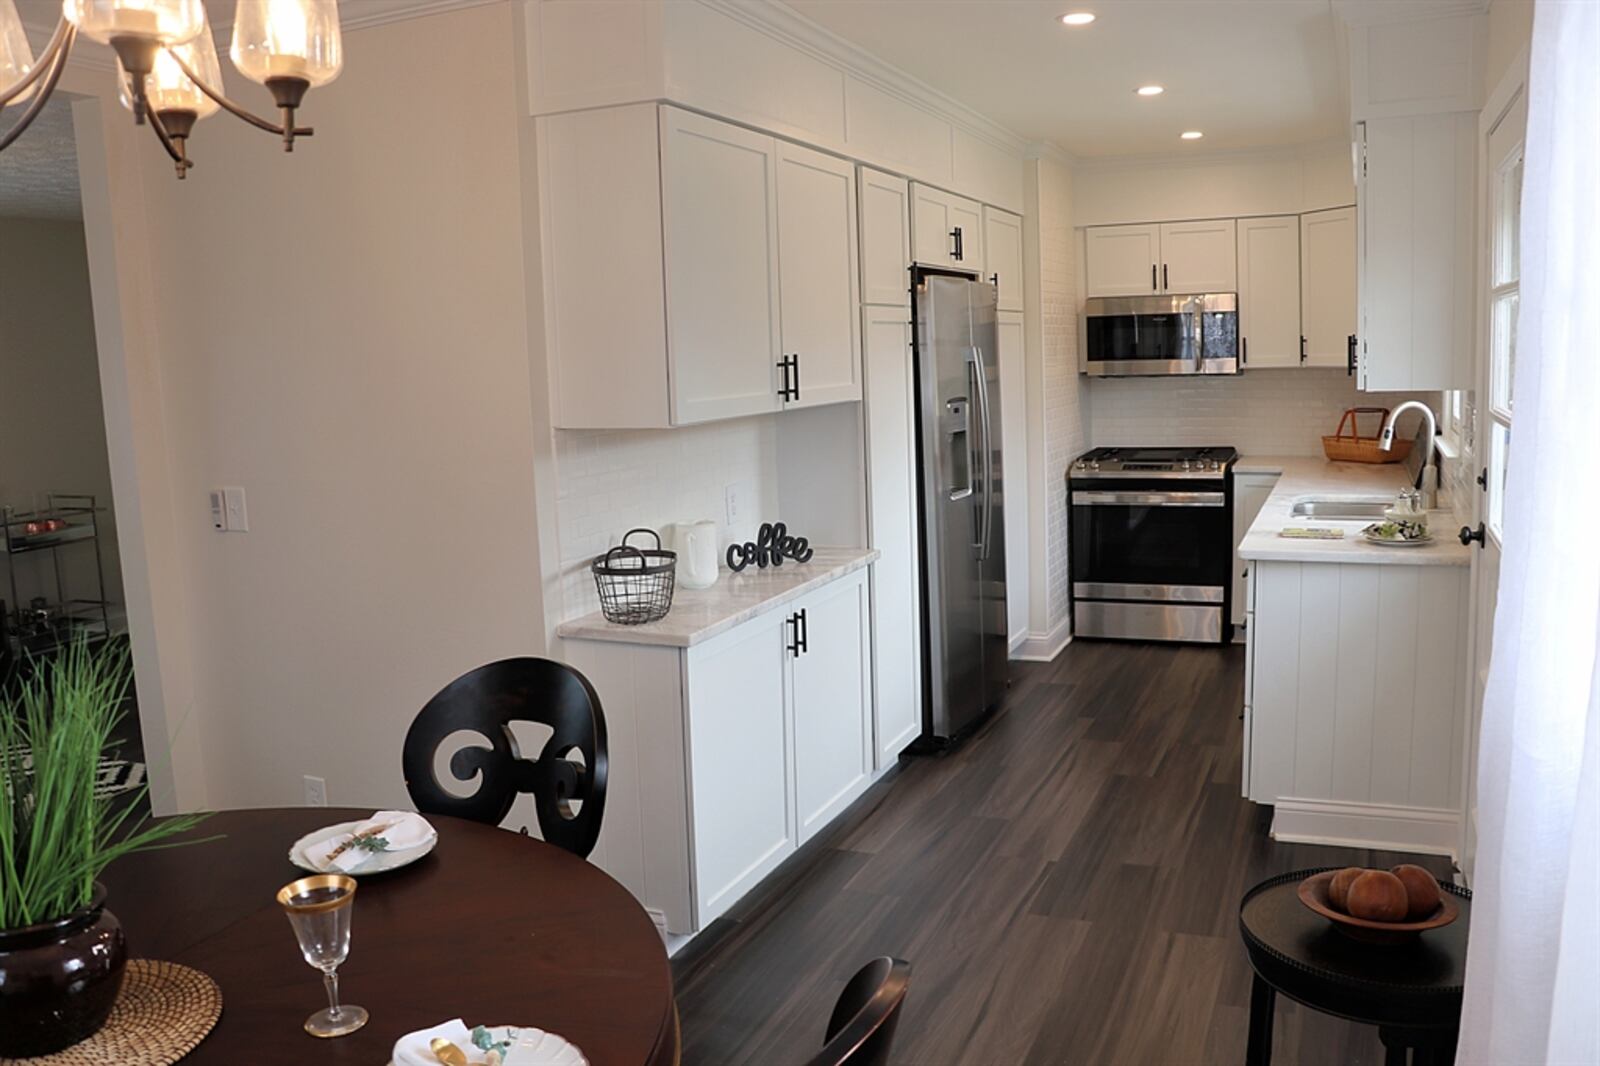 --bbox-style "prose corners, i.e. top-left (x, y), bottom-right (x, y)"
top-left (1, 492), bottom-right (113, 659)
